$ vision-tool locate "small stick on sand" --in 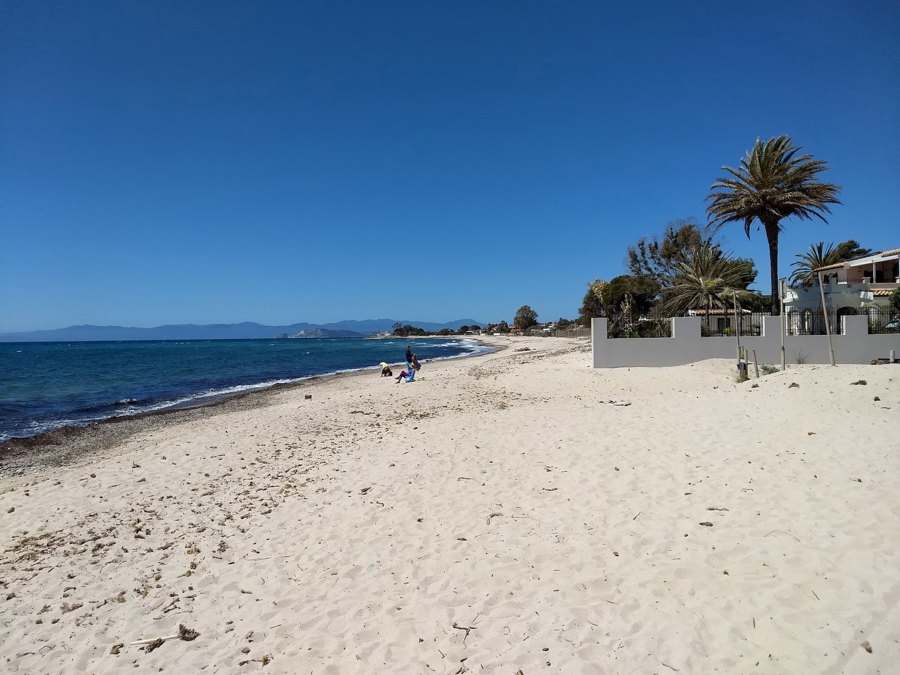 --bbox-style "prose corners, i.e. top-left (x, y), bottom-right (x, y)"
top-left (131, 634), bottom-right (180, 646)
top-left (764, 530), bottom-right (801, 543)
top-left (452, 622), bottom-right (477, 646)
top-left (245, 555), bottom-right (292, 561)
